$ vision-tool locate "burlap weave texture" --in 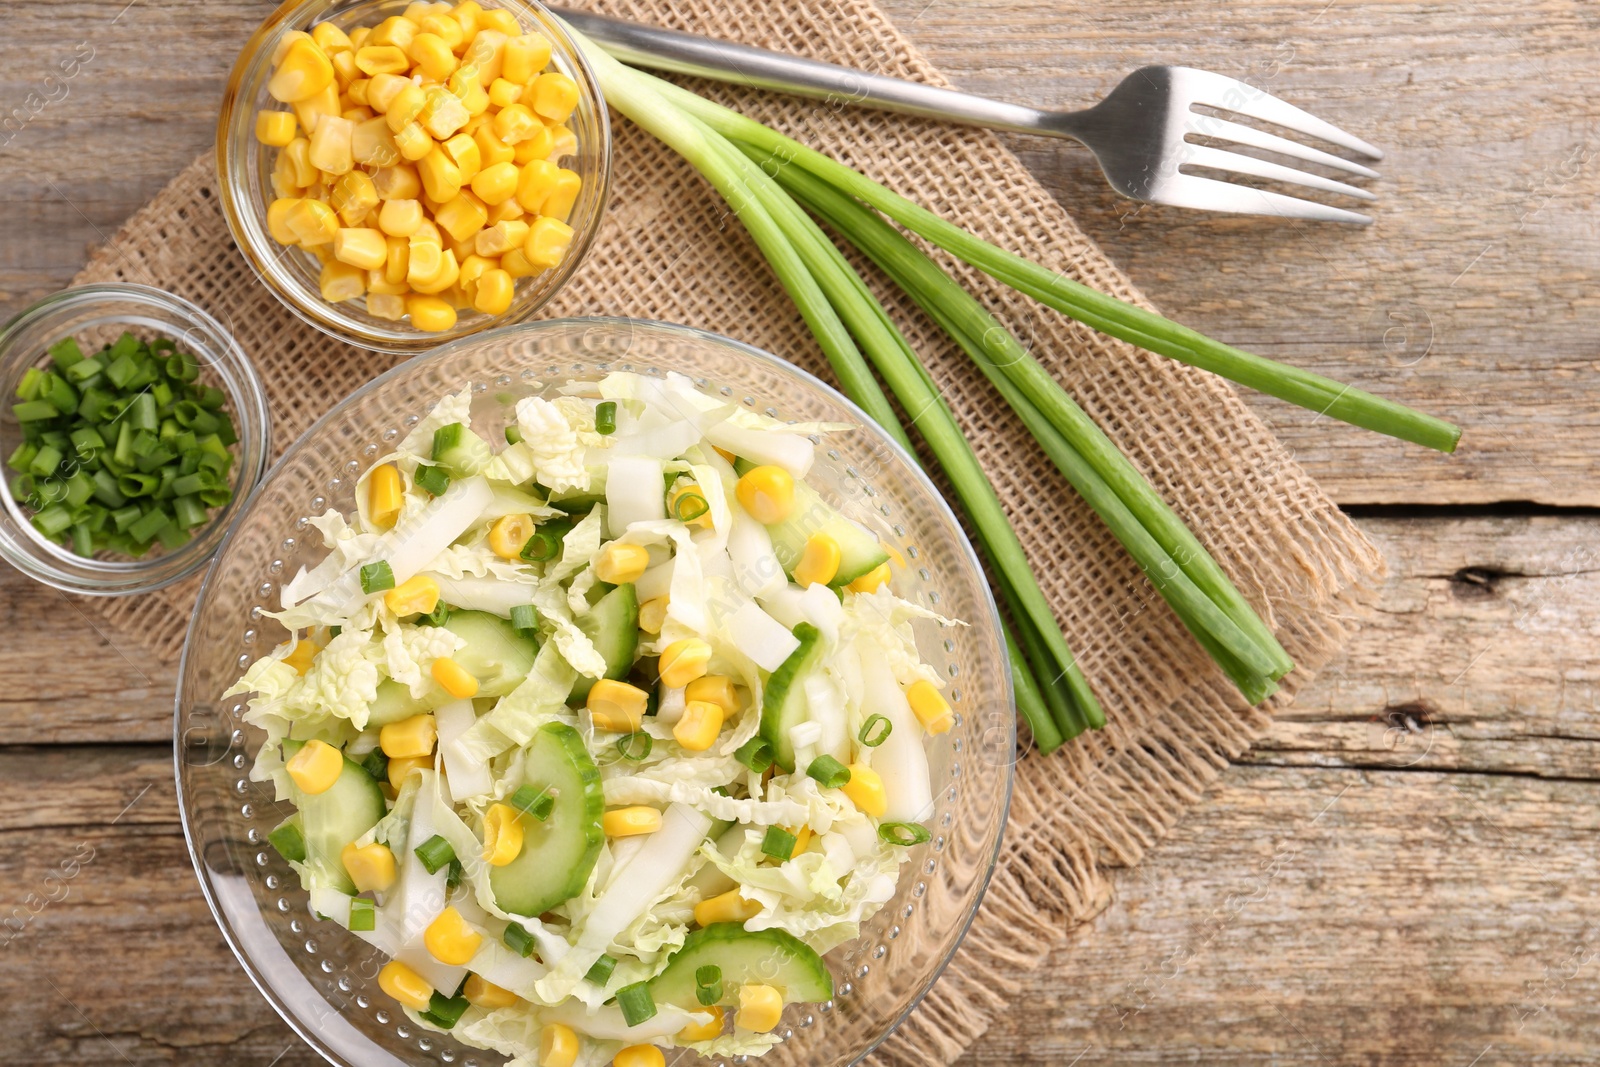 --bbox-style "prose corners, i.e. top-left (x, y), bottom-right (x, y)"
top-left (73, 0), bottom-right (1383, 1062)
